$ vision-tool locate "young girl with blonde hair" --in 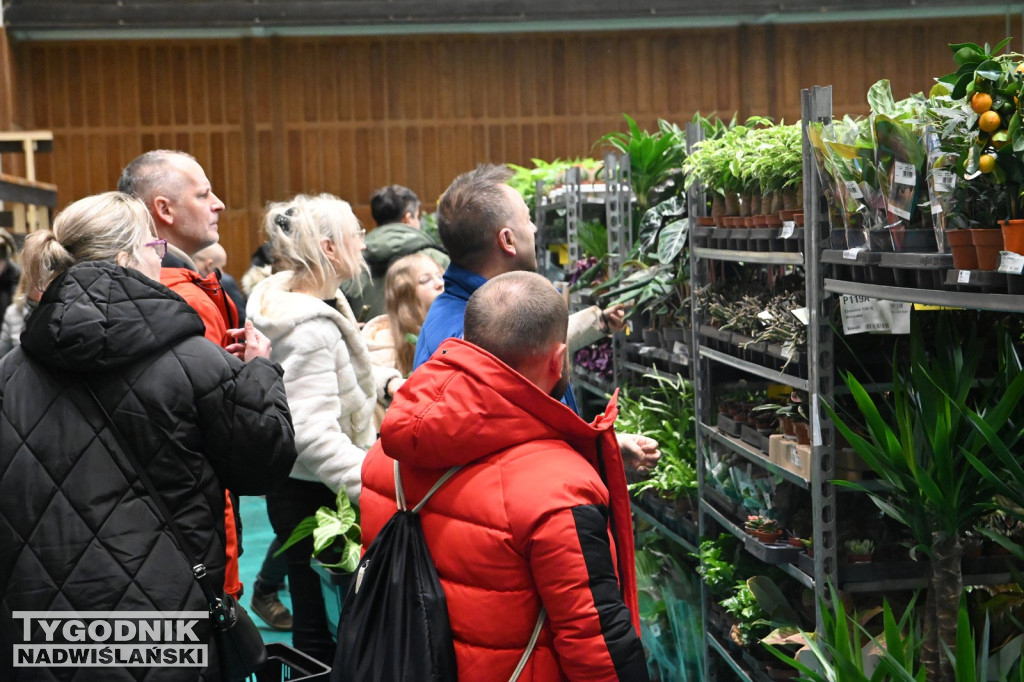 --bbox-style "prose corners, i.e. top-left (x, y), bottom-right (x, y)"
top-left (362, 252), bottom-right (444, 376)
